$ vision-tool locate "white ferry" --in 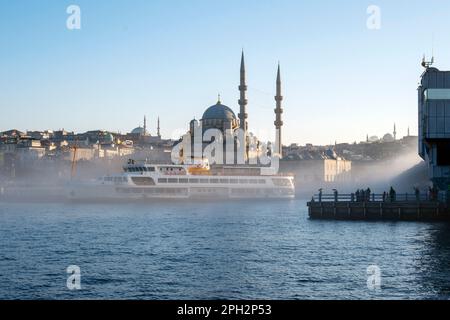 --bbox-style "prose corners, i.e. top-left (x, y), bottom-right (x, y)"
top-left (67, 159), bottom-right (295, 200)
